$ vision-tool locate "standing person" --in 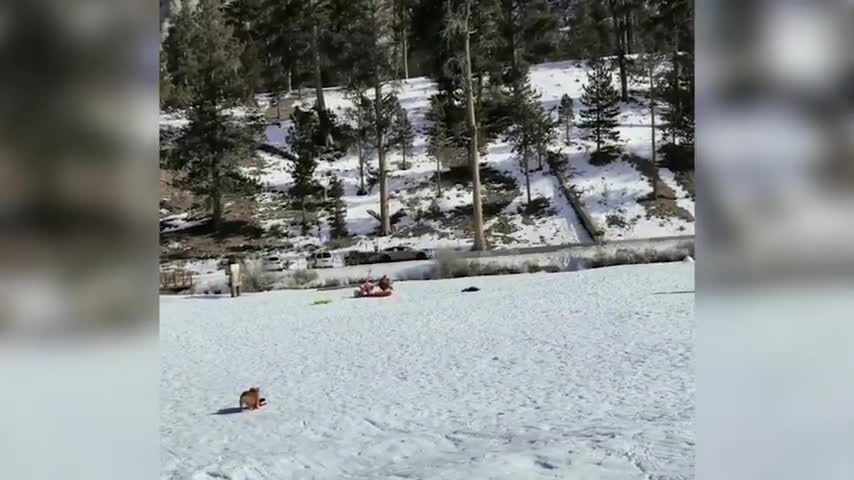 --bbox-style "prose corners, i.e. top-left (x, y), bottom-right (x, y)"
top-left (226, 256), bottom-right (242, 297)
